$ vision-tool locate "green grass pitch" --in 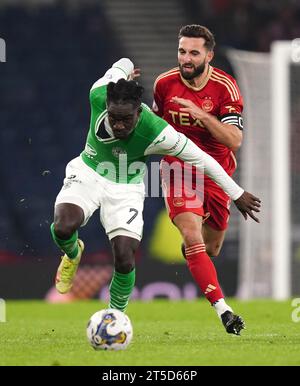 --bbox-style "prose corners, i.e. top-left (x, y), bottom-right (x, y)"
top-left (0, 299), bottom-right (299, 366)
